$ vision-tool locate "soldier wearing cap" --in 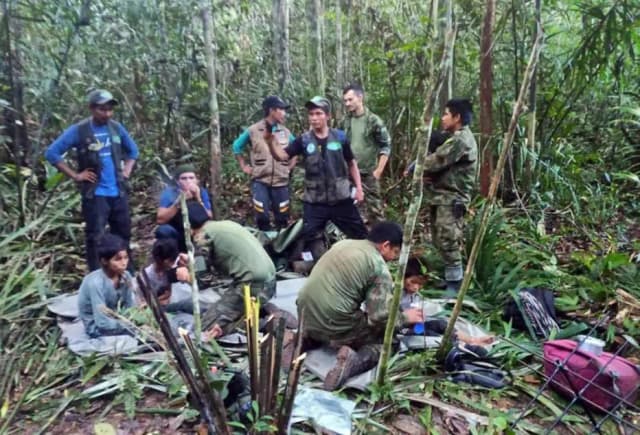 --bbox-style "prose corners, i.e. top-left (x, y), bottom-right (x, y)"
top-left (232, 96), bottom-right (297, 231)
top-left (266, 96), bottom-right (368, 259)
top-left (45, 89), bottom-right (139, 271)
